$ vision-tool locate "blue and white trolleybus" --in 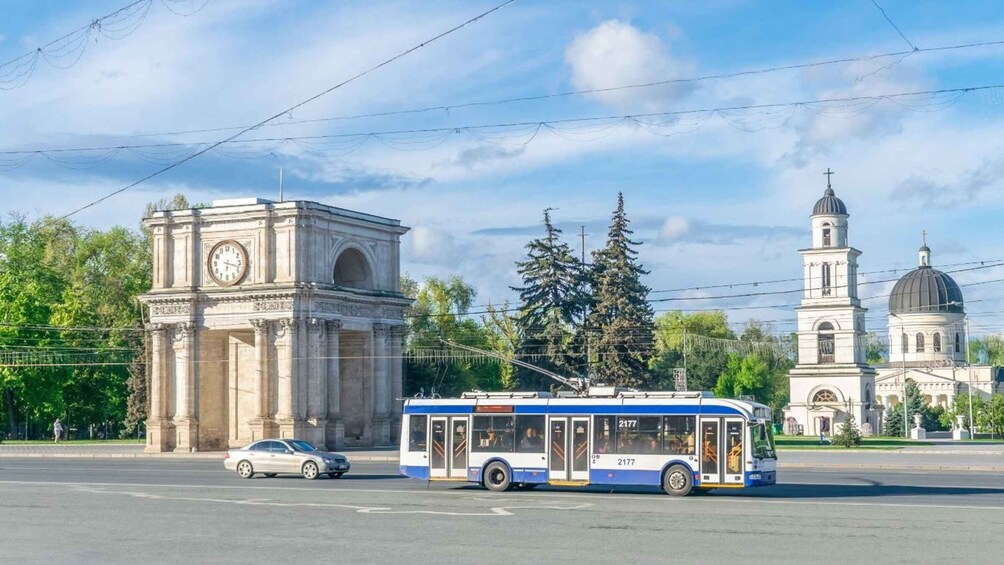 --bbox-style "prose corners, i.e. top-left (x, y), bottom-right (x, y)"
top-left (399, 387), bottom-right (777, 496)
